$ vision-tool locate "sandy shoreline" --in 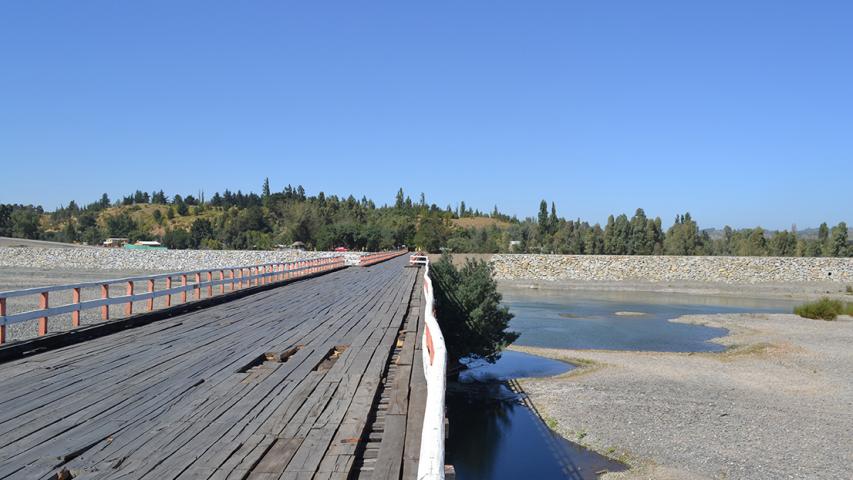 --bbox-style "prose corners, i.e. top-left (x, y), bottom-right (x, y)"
top-left (510, 310), bottom-right (853, 479)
